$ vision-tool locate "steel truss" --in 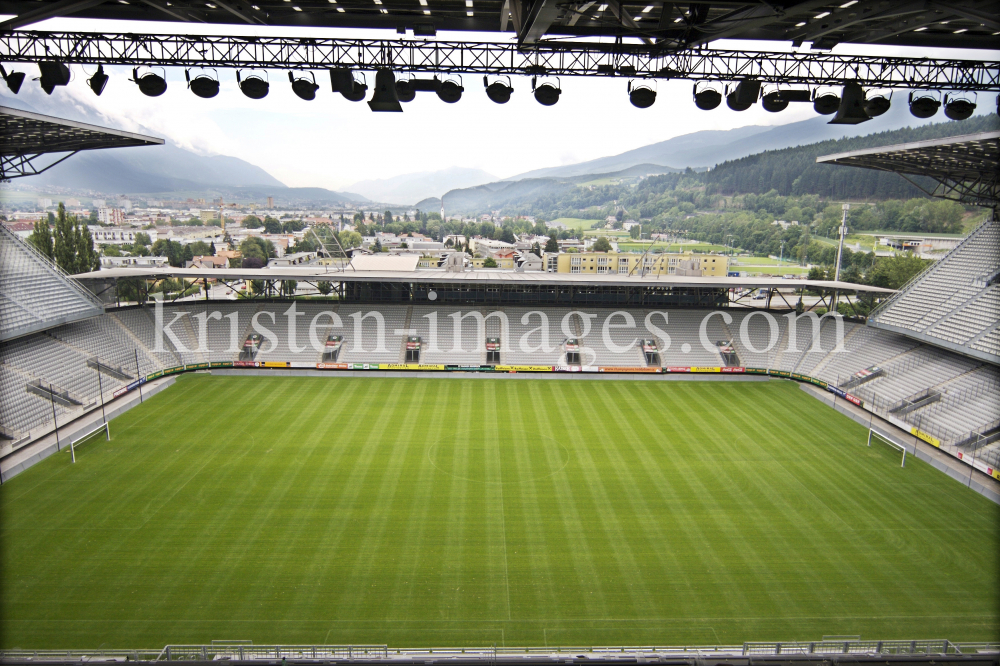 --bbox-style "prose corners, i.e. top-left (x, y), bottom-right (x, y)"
top-left (1, 31), bottom-right (998, 89)
top-left (0, 151), bottom-right (76, 181)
